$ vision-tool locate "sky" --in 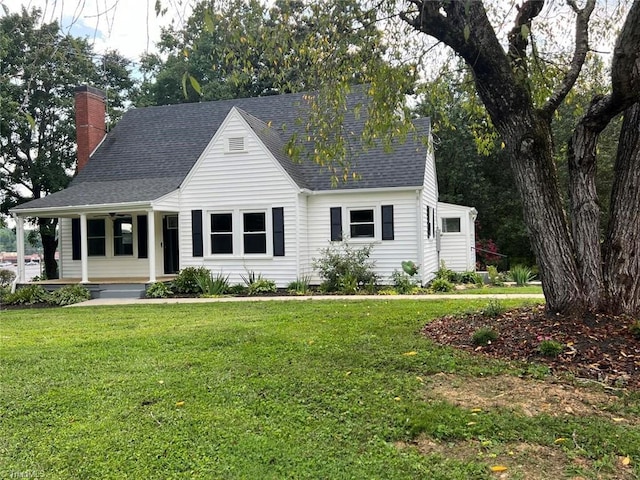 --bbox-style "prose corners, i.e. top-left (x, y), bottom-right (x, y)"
top-left (5, 0), bottom-right (193, 62)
